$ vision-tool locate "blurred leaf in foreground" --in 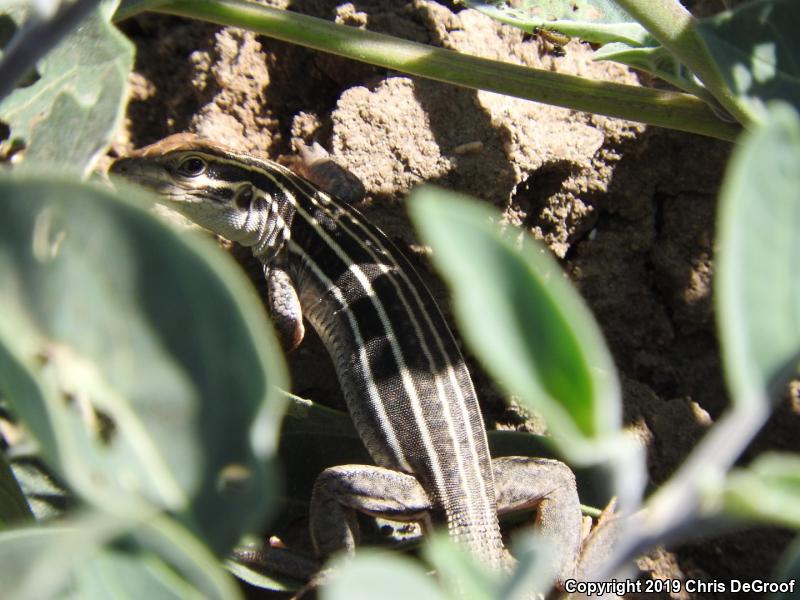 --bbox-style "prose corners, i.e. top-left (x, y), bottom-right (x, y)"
top-left (697, 0), bottom-right (800, 123)
top-left (0, 1), bottom-right (132, 175)
top-left (409, 187), bottom-right (620, 458)
top-left (724, 454), bottom-right (800, 529)
top-left (773, 533), bottom-right (800, 599)
top-left (0, 512), bottom-right (241, 600)
top-left (715, 102), bottom-right (800, 408)
top-left (423, 534), bottom-right (498, 600)
top-left (322, 551), bottom-right (446, 600)
top-left (0, 176), bottom-right (287, 554)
